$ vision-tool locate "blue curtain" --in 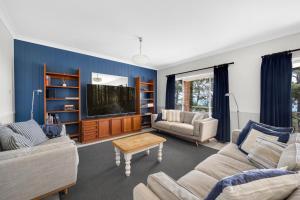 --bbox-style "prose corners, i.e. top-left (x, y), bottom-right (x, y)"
top-left (260, 52), bottom-right (292, 127)
top-left (165, 74), bottom-right (175, 109)
top-left (212, 64), bottom-right (230, 142)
